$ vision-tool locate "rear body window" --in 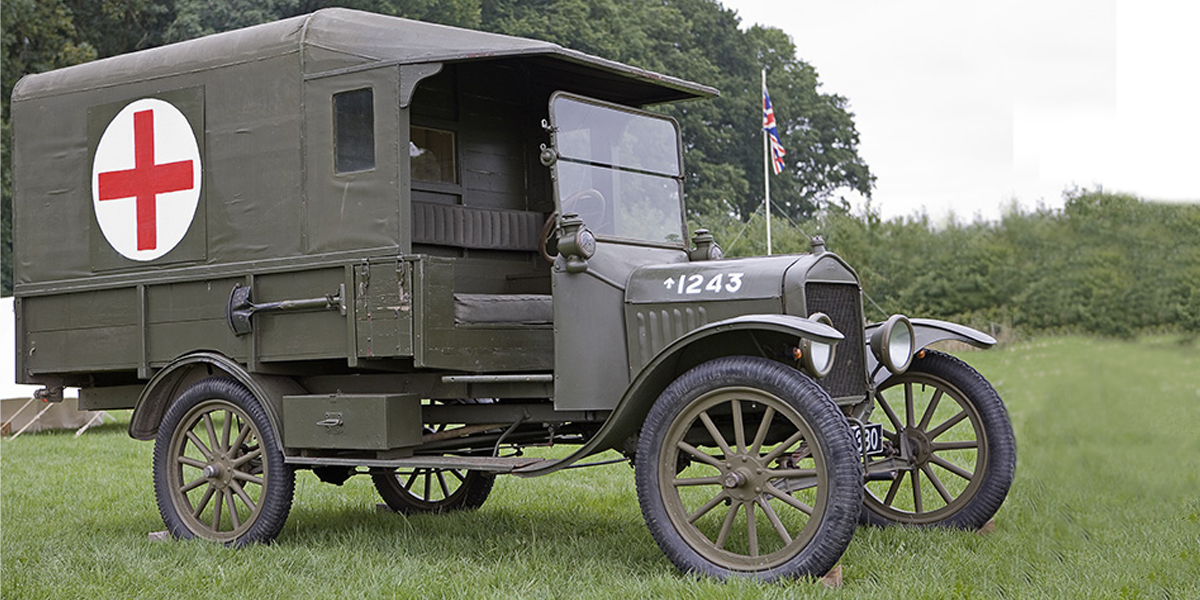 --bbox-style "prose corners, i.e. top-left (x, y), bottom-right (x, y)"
top-left (410, 126), bottom-right (456, 184)
top-left (334, 88), bottom-right (374, 173)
